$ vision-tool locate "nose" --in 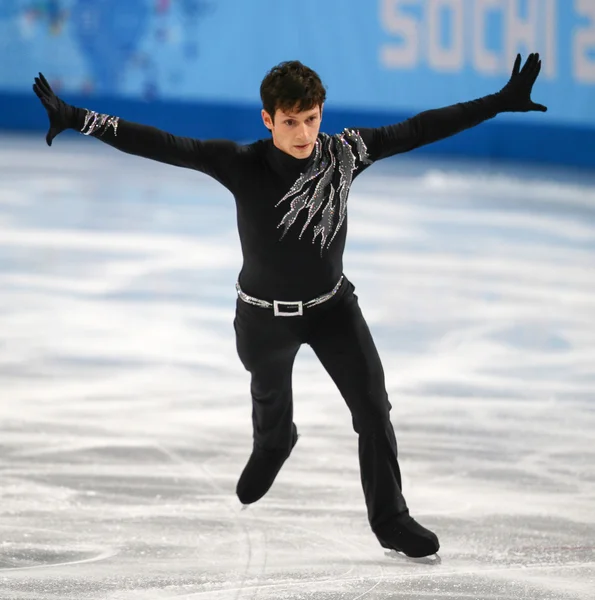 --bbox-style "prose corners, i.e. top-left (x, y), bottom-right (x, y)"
top-left (297, 122), bottom-right (309, 142)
